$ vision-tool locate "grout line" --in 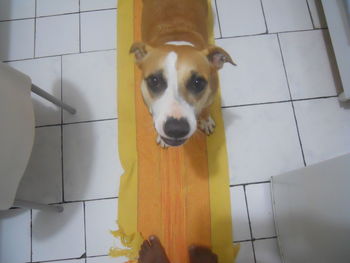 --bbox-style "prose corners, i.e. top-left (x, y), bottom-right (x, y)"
top-left (60, 55), bottom-right (65, 202)
top-left (79, 0), bottom-right (82, 53)
top-left (252, 241), bottom-right (258, 261)
top-left (36, 123), bottom-right (65, 128)
top-left (0, 17), bottom-right (35, 23)
top-left (243, 185), bottom-right (257, 263)
top-left (2, 48), bottom-right (116, 63)
top-left (259, 0), bottom-right (269, 34)
top-left (35, 117), bottom-right (119, 128)
top-left (230, 180), bottom-right (271, 188)
top-left (213, 0), bottom-right (223, 38)
top-left (251, 240), bottom-right (257, 263)
top-left (219, 27), bottom-right (324, 40)
top-left (62, 117), bottom-right (118, 126)
top-left (30, 209), bottom-right (33, 262)
top-left (289, 101), bottom-right (307, 166)
top-left (270, 27), bottom-right (325, 35)
top-left (221, 95), bottom-right (338, 109)
top-left (305, 0), bottom-right (316, 29)
top-left (291, 95), bottom-right (338, 101)
top-left (222, 100), bottom-right (291, 109)
top-left (220, 32), bottom-right (268, 40)
top-left (86, 254), bottom-right (110, 259)
top-left (276, 34), bottom-right (307, 167)
top-left (254, 236), bottom-right (278, 241)
top-left (33, 7), bottom-right (117, 19)
top-left (34, 0), bottom-right (37, 58)
top-left (60, 117), bottom-right (64, 204)
top-left (0, 7), bottom-right (118, 22)
top-left (50, 196), bottom-right (118, 206)
top-left (243, 186), bottom-right (254, 240)
top-left (31, 256), bottom-right (86, 263)
top-left (234, 236), bottom-right (278, 243)
top-left (83, 202), bottom-right (88, 259)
